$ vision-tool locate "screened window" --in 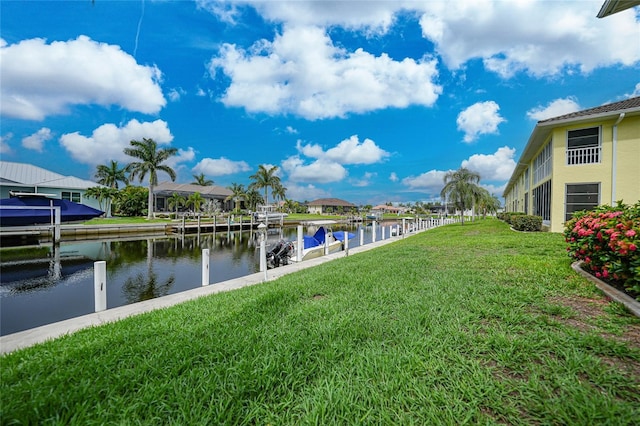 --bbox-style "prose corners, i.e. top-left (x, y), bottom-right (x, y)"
top-left (533, 143), bottom-right (552, 185)
top-left (533, 180), bottom-right (551, 222)
top-left (565, 183), bottom-right (600, 222)
top-left (567, 127), bottom-right (600, 165)
top-left (62, 191), bottom-right (81, 203)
